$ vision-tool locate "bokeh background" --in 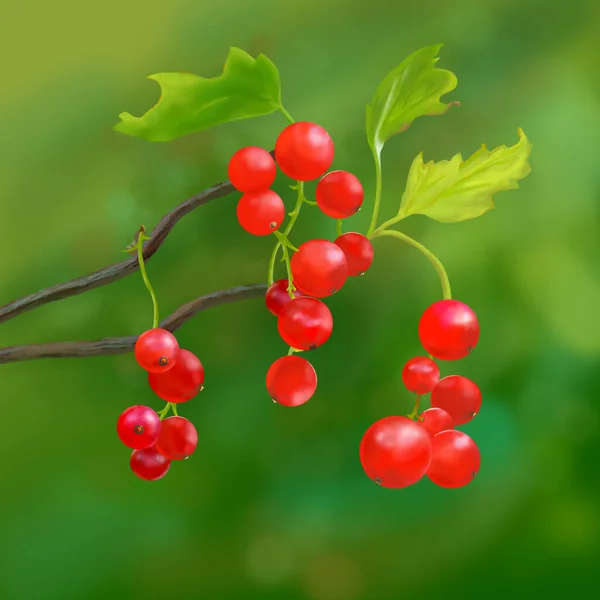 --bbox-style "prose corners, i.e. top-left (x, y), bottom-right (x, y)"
top-left (1, 0), bottom-right (599, 598)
